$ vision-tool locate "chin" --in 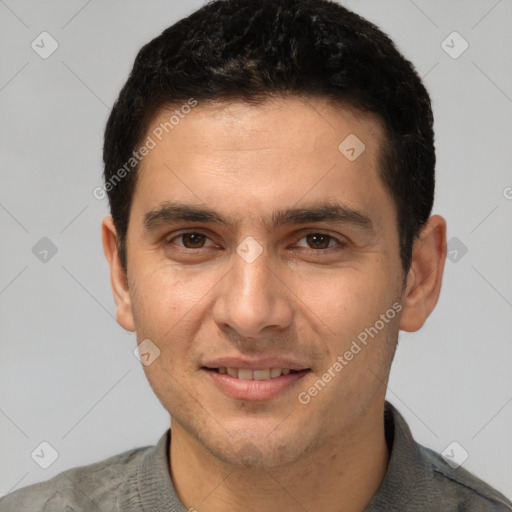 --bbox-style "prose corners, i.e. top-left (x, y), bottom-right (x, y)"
top-left (199, 425), bottom-right (313, 469)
